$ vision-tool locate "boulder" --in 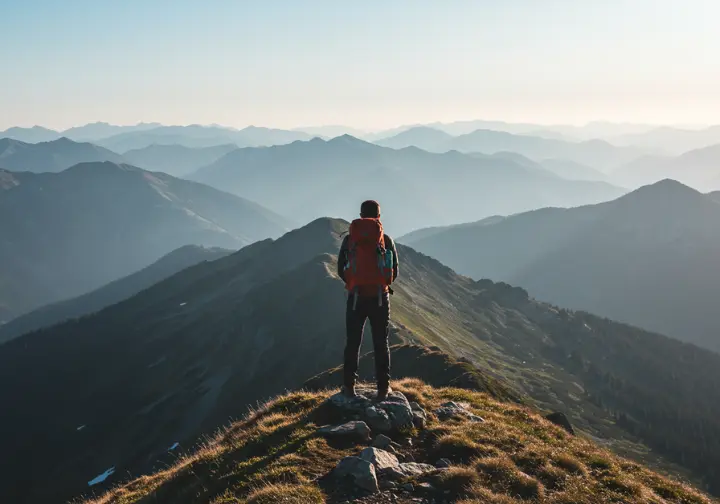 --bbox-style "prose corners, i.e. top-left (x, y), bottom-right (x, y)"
top-left (318, 421), bottom-right (371, 441)
top-left (334, 456), bottom-right (379, 493)
top-left (372, 434), bottom-right (394, 450)
top-left (378, 392), bottom-right (414, 431)
top-left (327, 389), bottom-right (415, 432)
top-left (545, 412), bottom-right (575, 435)
top-left (381, 462), bottom-right (437, 480)
top-left (434, 401), bottom-right (484, 423)
top-left (365, 406), bottom-right (392, 432)
top-left (360, 447), bottom-right (400, 471)
top-left (329, 391), bottom-right (373, 410)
